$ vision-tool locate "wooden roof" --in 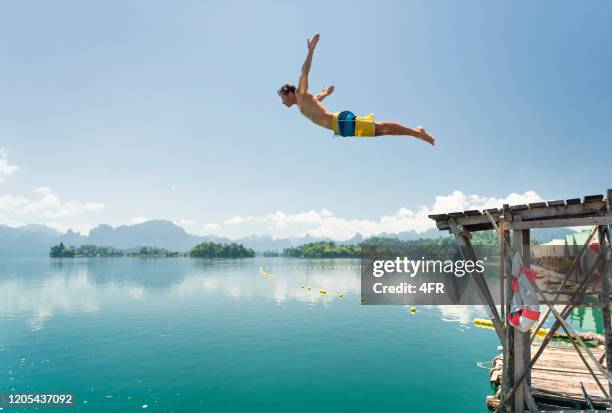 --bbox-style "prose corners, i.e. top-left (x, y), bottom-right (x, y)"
top-left (428, 193), bottom-right (611, 232)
